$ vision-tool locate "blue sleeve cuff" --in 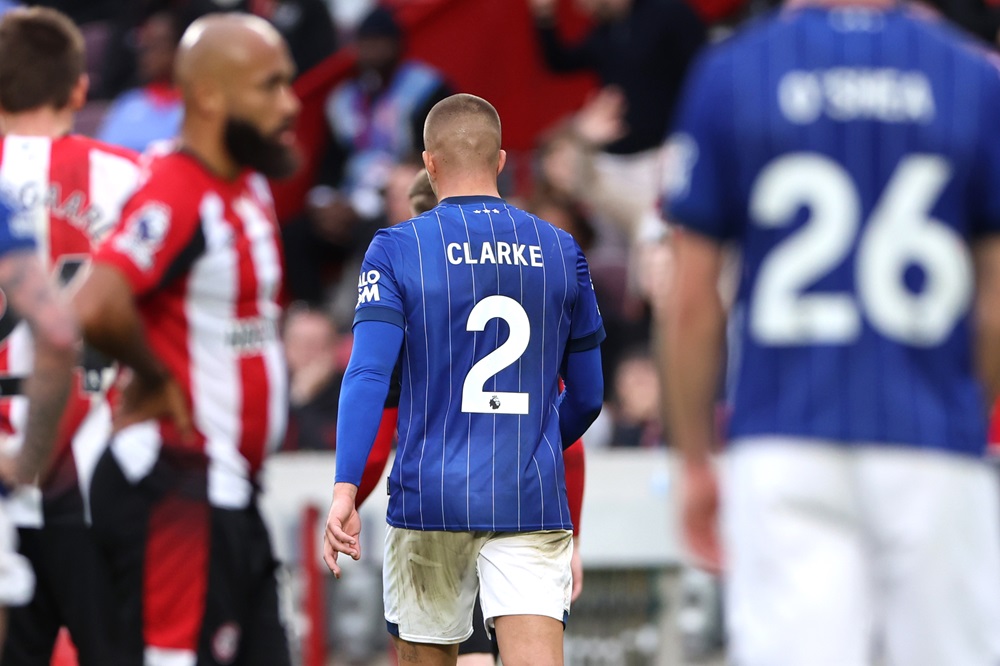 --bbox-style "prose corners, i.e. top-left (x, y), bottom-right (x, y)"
top-left (354, 305), bottom-right (405, 329)
top-left (568, 324), bottom-right (606, 353)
